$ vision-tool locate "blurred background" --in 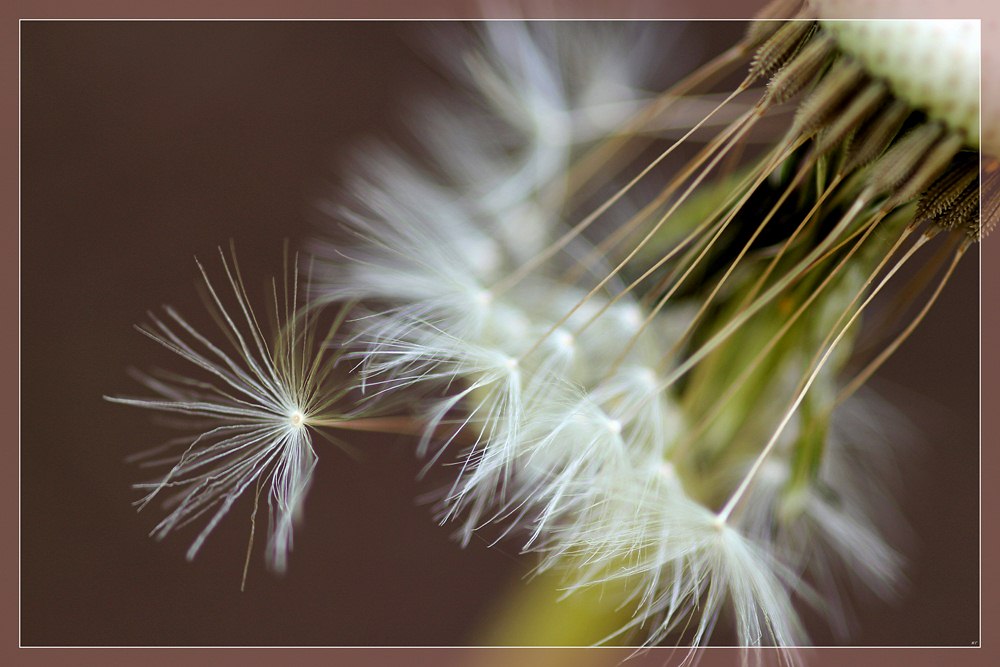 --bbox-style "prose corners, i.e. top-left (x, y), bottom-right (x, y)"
top-left (21, 20), bottom-right (978, 648)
